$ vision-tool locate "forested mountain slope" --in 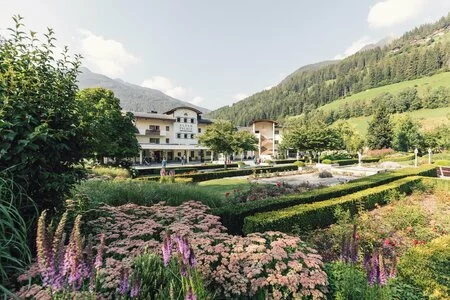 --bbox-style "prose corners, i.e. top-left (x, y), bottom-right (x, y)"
top-left (208, 13), bottom-right (450, 126)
